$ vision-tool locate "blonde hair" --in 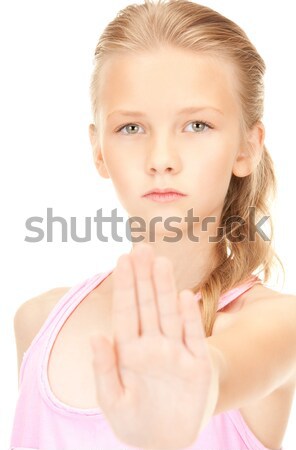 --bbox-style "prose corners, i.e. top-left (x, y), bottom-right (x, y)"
top-left (89, 0), bottom-right (285, 336)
